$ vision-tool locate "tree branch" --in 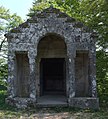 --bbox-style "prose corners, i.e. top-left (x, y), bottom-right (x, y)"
top-left (0, 38), bottom-right (6, 51)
